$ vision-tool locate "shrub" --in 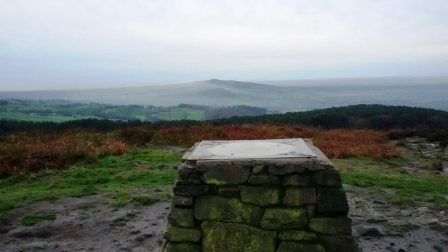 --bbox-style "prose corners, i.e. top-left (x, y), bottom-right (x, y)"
top-left (0, 124), bottom-right (399, 177)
